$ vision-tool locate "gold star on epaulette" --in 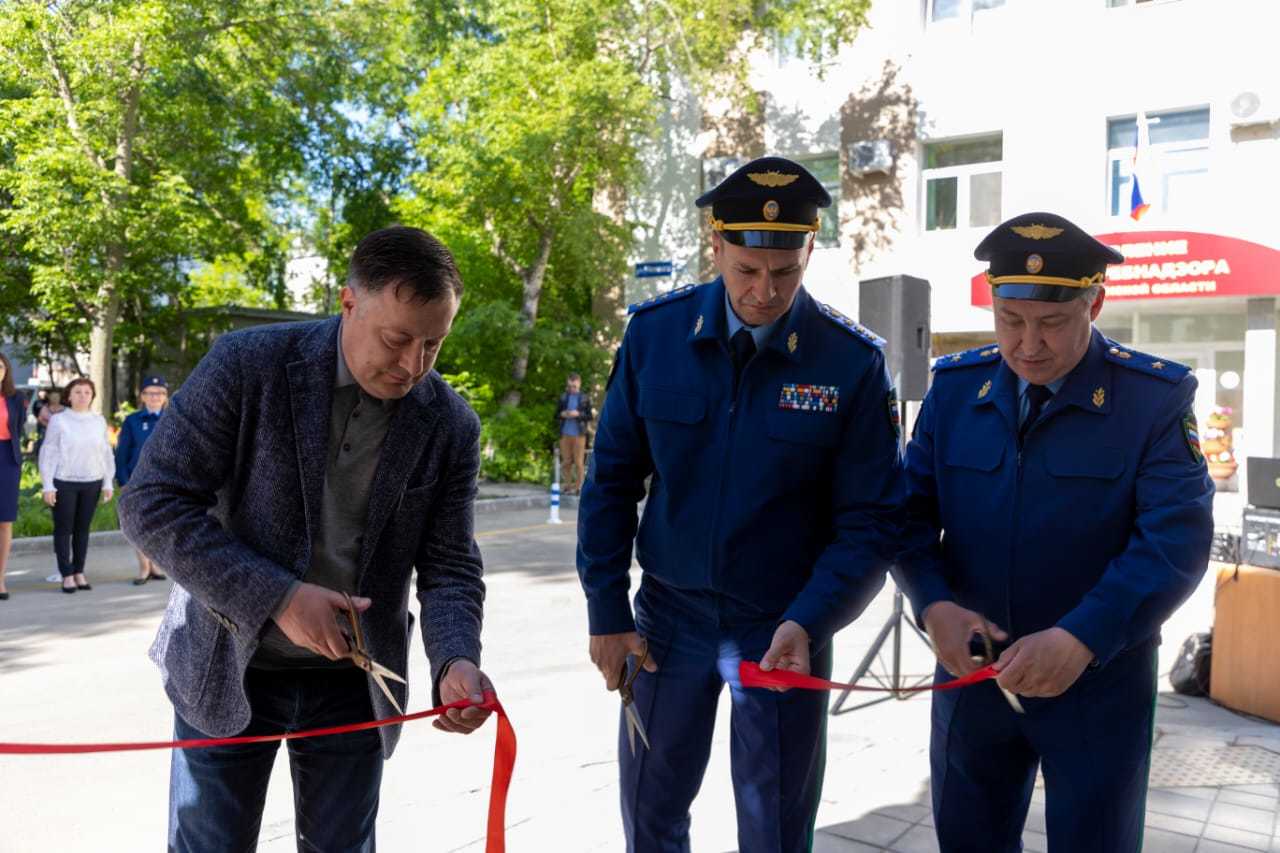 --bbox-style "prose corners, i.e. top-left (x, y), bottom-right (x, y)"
top-left (1108, 347), bottom-right (1132, 360)
top-left (1151, 361), bottom-right (1165, 370)
top-left (981, 347), bottom-right (999, 357)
